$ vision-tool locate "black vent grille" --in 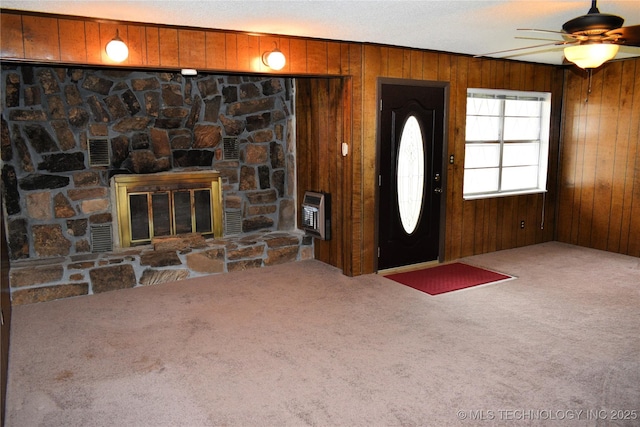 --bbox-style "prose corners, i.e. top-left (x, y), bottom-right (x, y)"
top-left (91, 224), bottom-right (113, 253)
top-left (224, 209), bottom-right (242, 235)
top-left (88, 139), bottom-right (110, 167)
top-left (223, 136), bottom-right (239, 160)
